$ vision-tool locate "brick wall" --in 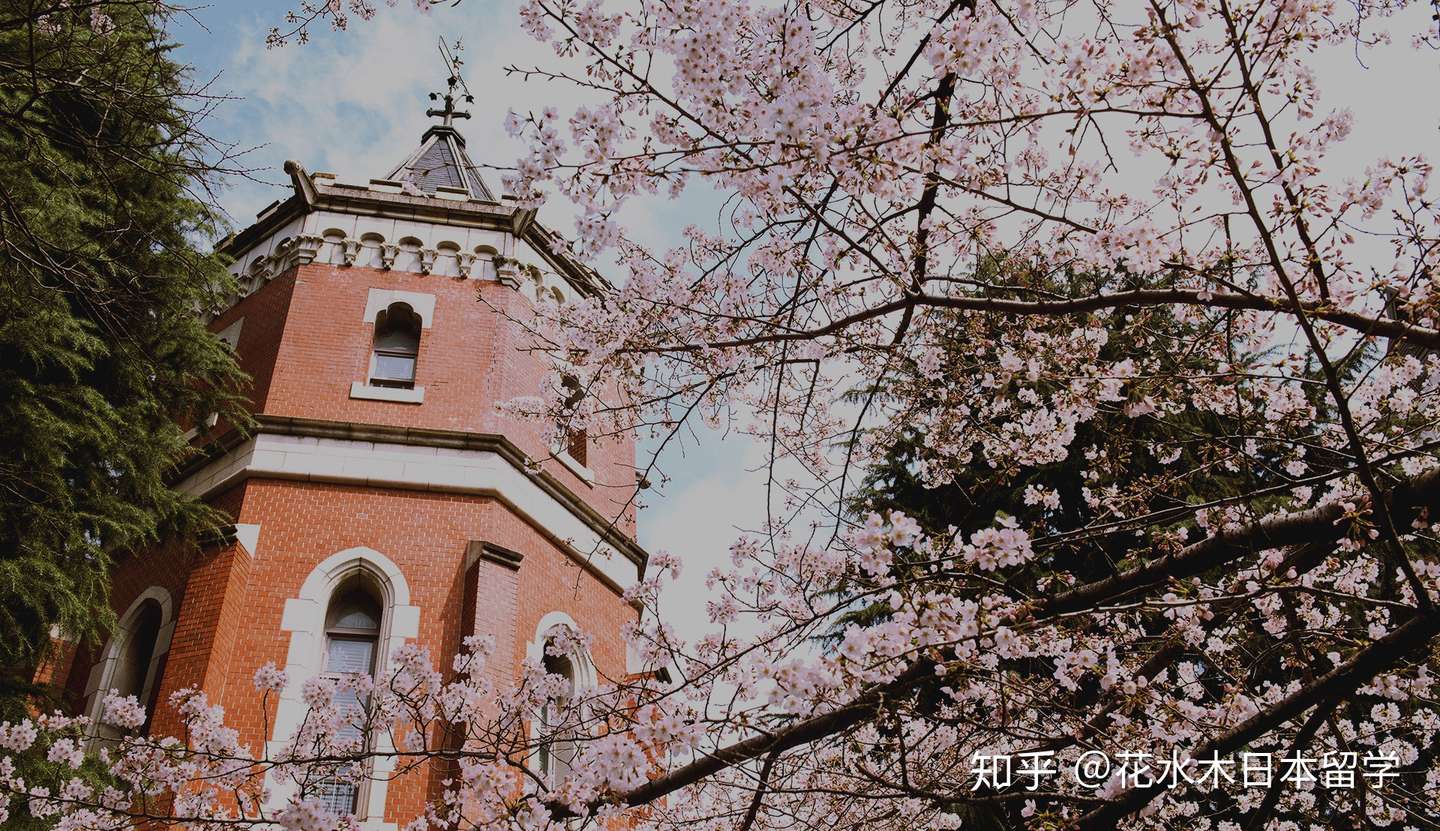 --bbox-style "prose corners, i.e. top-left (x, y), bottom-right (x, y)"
top-left (66, 475), bottom-right (638, 824)
top-left (236, 480), bottom-right (635, 823)
top-left (254, 263), bottom-right (637, 532)
top-left (57, 239), bottom-right (644, 826)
